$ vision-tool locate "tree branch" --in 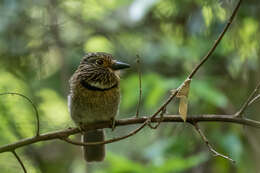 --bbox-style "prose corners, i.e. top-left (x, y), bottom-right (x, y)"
top-left (12, 150), bottom-right (27, 173)
top-left (0, 114), bottom-right (259, 153)
top-left (249, 94), bottom-right (260, 106)
top-left (192, 123), bottom-right (235, 163)
top-left (0, 92), bottom-right (40, 136)
top-left (235, 81), bottom-right (260, 117)
top-left (61, 120), bottom-right (147, 146)
top-left (135, 55), bottom-right (142, 118)
top-left (188, 0), bottom-right (242, 79)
